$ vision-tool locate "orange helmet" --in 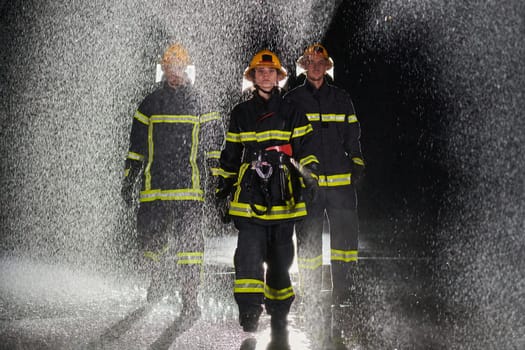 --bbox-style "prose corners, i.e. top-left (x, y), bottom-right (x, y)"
top-left (244, 49), bottom-right (287, 82)
top-left (297, 43), bottom-right (333, 70)
top-left (161, 43), bottom-right (191, 67)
